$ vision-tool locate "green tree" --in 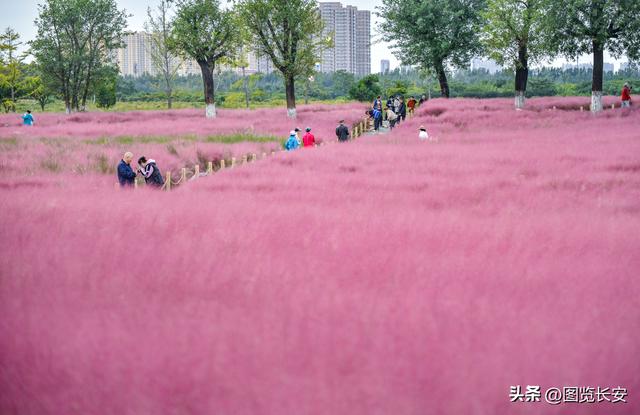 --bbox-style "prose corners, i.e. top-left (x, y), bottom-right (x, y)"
top-left (547, 0), bottom-right (640, 112)
top-left (330, 70), bottom-right (356, 98)
top-left (349, 74), bottom-right (382, 102)
top-left (94, 65), bottom-right (118, 108)
top-left (0, 27), bottom-right (24, 111)
top-left (386, 80), bottom-right (409, 97)
top-left (30, 0), bottom-right (127, 113)
top-left (378, 0), bottom-right (485, 98)
top-left (238, 0), bottom-right (328, 118)
top-left (482, 0), bottom-right (553, 108)
top-left (146, 0), bottom-right (181, 109)
top-left (22, 75), bottom-right (54, 111)
top-left (170, 0), bottom-right (241, 118)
